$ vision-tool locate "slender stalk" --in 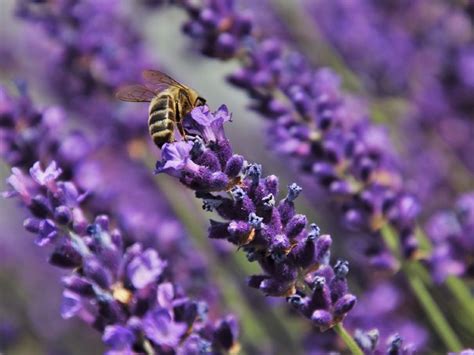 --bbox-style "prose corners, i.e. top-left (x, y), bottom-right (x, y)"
top-left (445, 276), bottom-right (474, 323)
top-left (415, 228), bottom-right (474, 328)
top-left (381, 225), bottom-right (463, 351)
top-left (333, 323), bottom-right (364, 355)
top-left (405, 265), bottom-right (462, 351)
